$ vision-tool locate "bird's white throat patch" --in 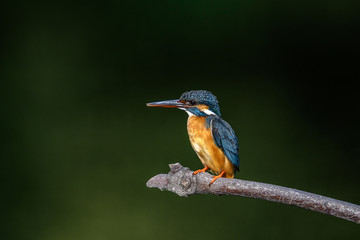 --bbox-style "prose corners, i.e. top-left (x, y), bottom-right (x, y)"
top-left (180, 108), bottom-right (217, 117)
top-left (179, 108), bottom-right (195, 116)
top-left (203, 109), bottom-right (216, 115)
top-left (185, 110), bottom-right (195, 116)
